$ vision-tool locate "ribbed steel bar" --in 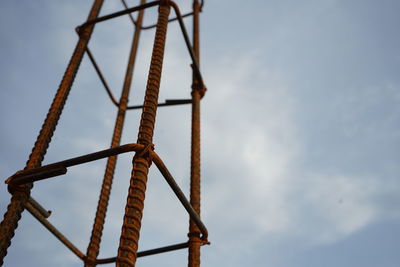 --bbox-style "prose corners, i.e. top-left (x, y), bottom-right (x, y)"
top-left (188, 0), bottom-right (202, 265)
top-left (0, 0), bottom-right (104, 264)
top-left (116, 2), bottom-right (170, 266)
top-left (24, 202), bottom-right (86, 261)
top-left (85, 1), bottom-right (146, 265)
top-left (82, 0), bottom-right (206, 94)
top-left (151, 152), bottom-right (208, 241)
